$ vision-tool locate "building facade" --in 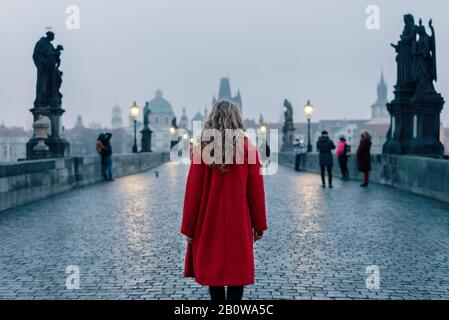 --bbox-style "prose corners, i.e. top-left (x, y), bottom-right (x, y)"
top-left (0, 126), bottom-right (30, 162)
